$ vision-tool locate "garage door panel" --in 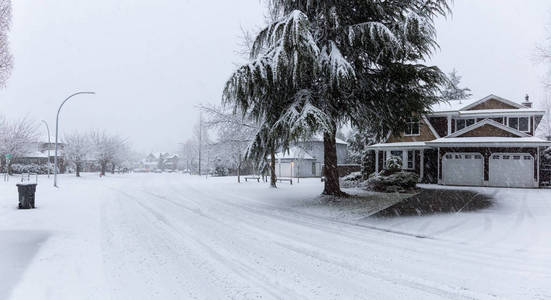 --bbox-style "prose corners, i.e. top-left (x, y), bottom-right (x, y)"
top-left (489, 153), bottom-right (534, 188)
top-left (443, 153), bottom-right (484, 186)
top-left (279, 163), bottom-right (292, 177)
